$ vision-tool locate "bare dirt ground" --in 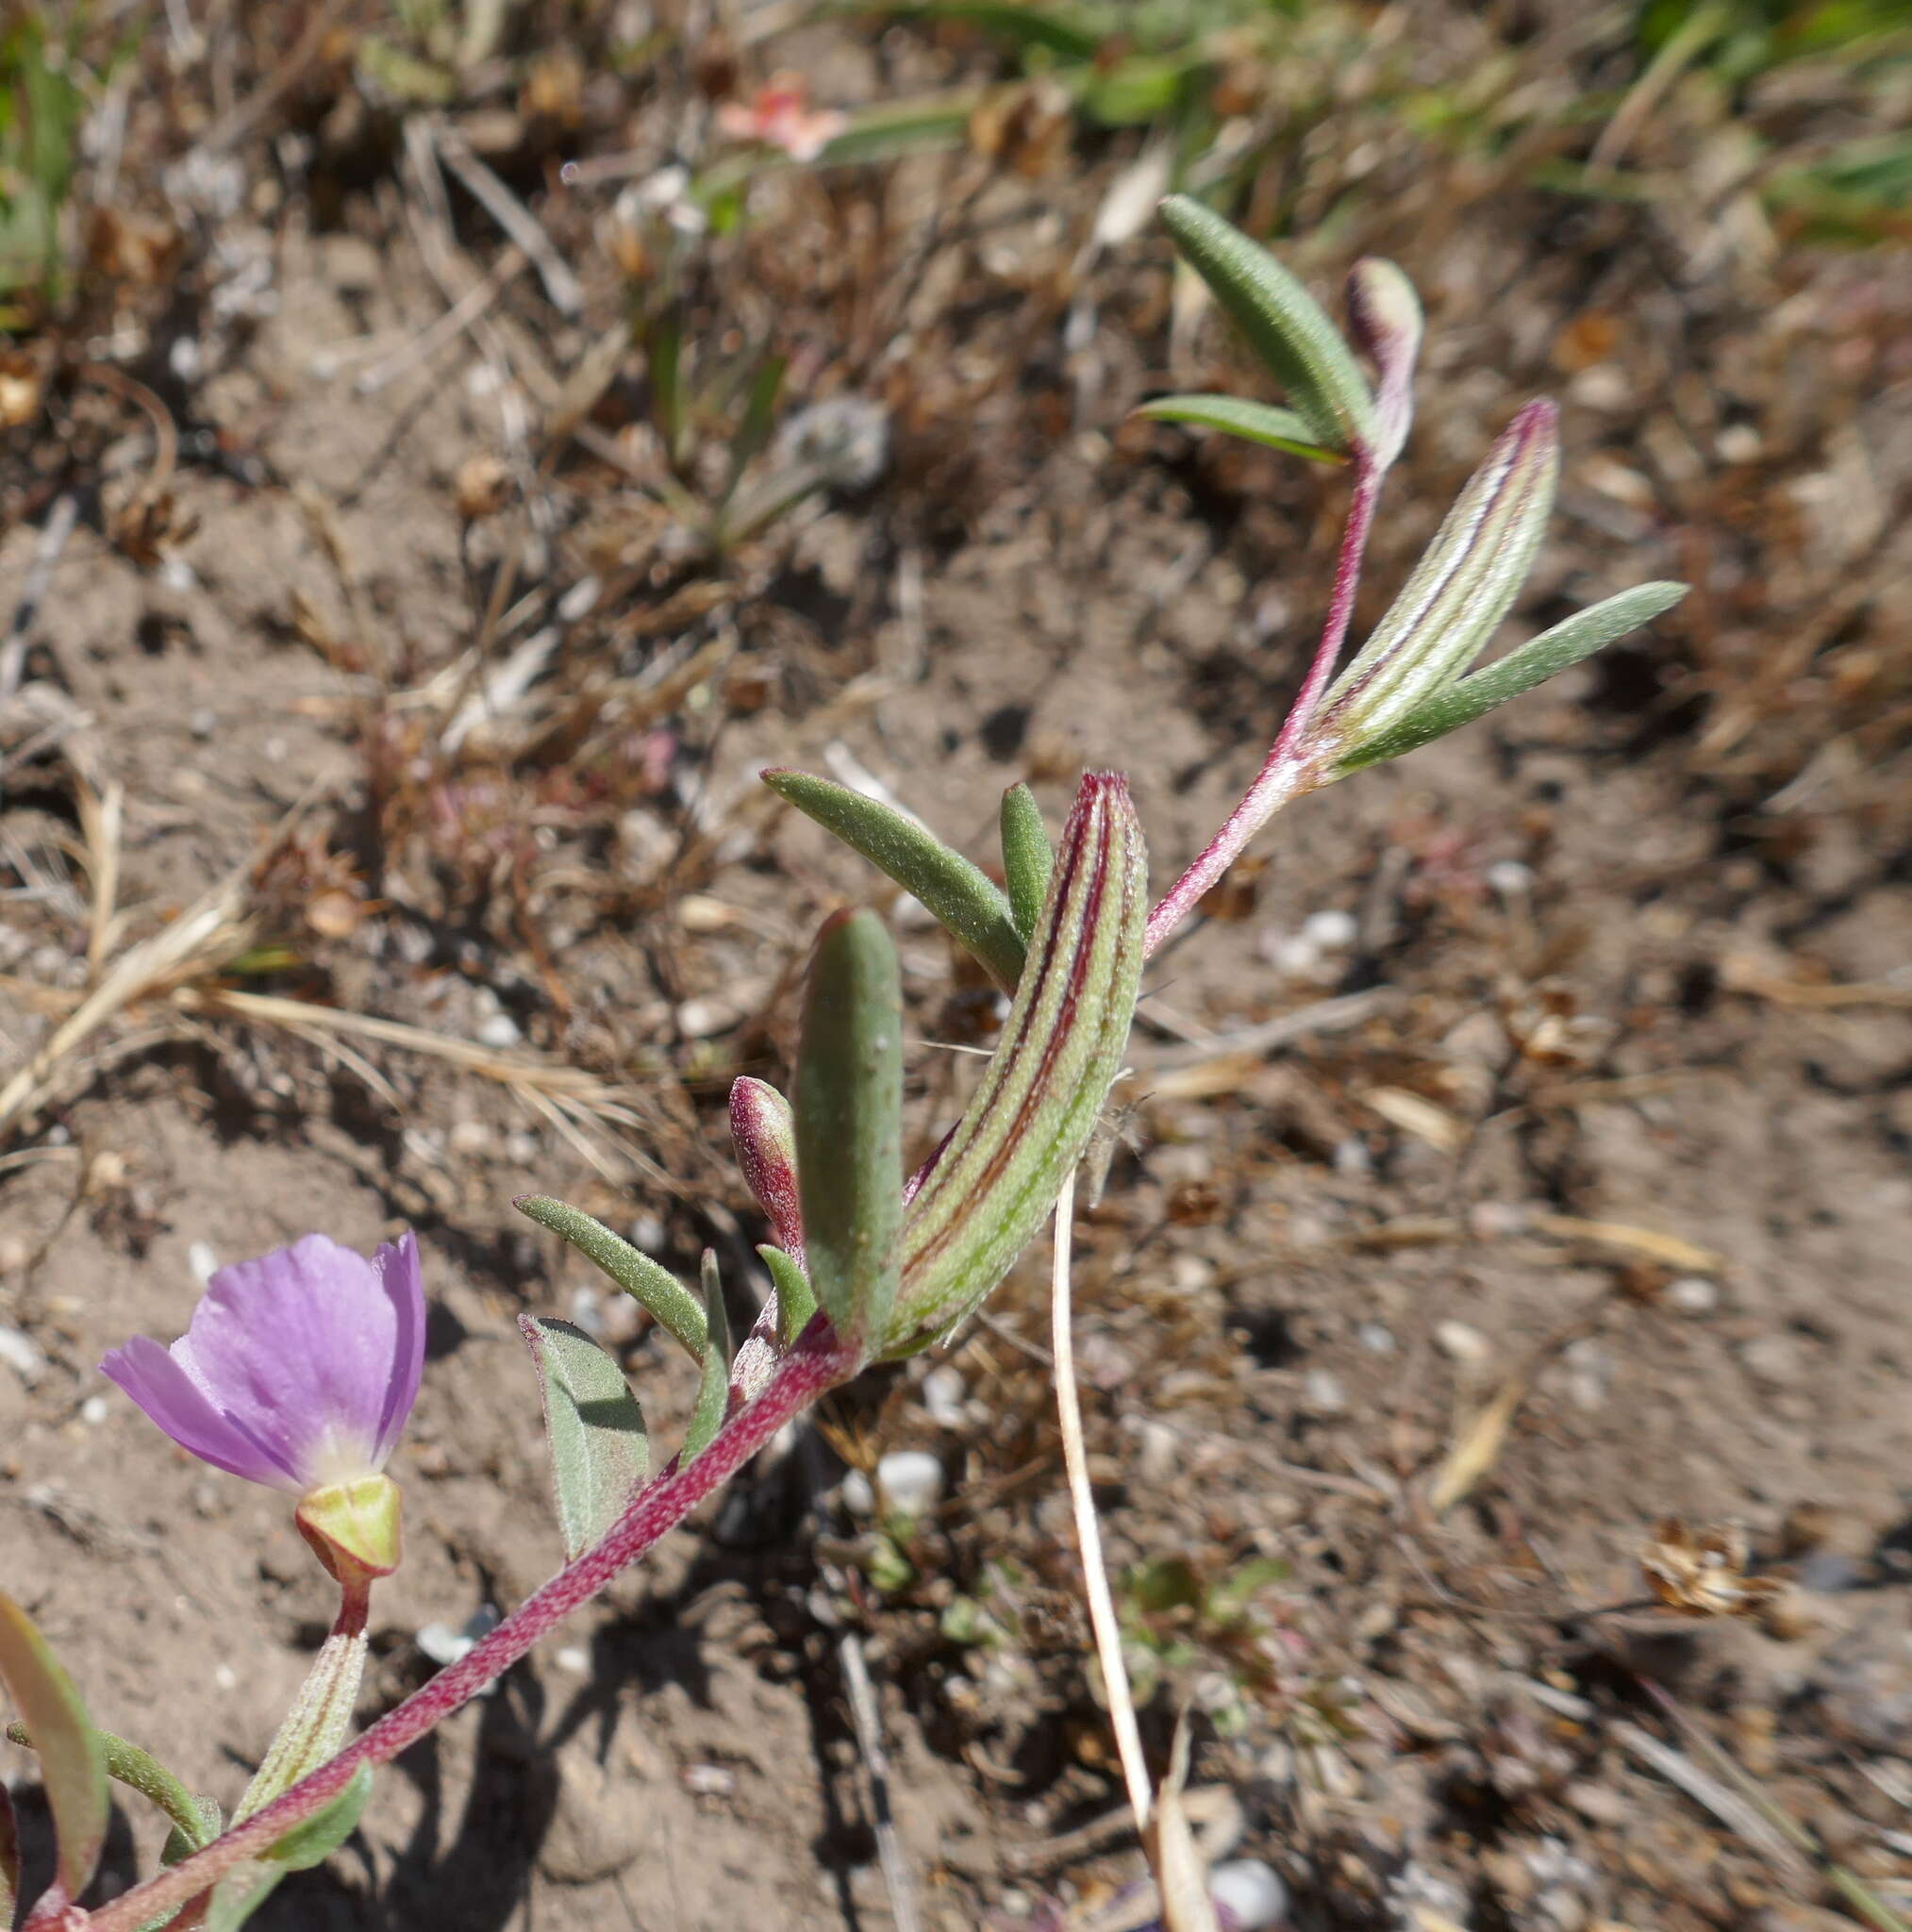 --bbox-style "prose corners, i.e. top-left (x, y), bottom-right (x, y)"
top-left (4, 5), bottom-right (1912, 1929)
